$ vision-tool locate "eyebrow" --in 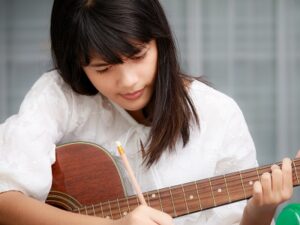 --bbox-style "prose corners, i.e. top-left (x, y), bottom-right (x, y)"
top-left (89, 62), bottom-right (110, 67)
